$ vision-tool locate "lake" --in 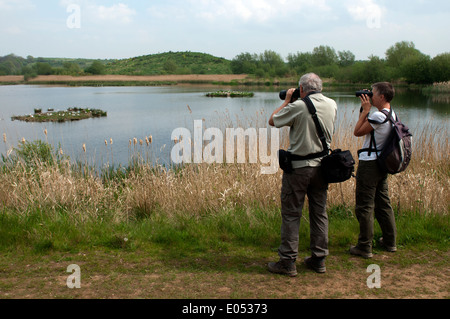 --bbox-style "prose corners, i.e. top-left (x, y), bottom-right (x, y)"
top-left (0, 85), bottom-right (448, 169)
